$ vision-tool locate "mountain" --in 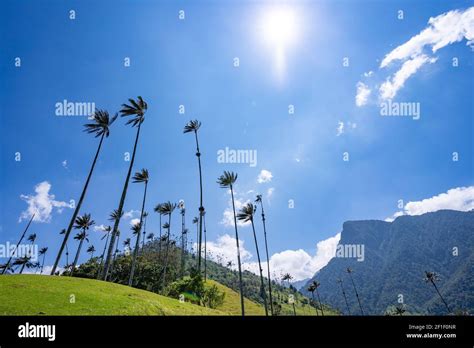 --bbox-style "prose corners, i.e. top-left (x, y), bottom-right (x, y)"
top-left (302, 210), bottom-right (474, 315)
